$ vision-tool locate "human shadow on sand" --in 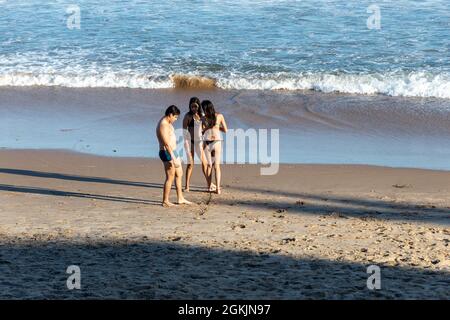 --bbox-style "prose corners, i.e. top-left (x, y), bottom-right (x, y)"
top-left (0, 168), bottom-right (161, 188)
top-left (0, 184), bottom-right (160, 205)
top-left (0, 168), bottom-right (207, 193)
top-left (217, 185), bottom-right (450, 225)
top-left (1, 168), bottom-right (448, 223)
